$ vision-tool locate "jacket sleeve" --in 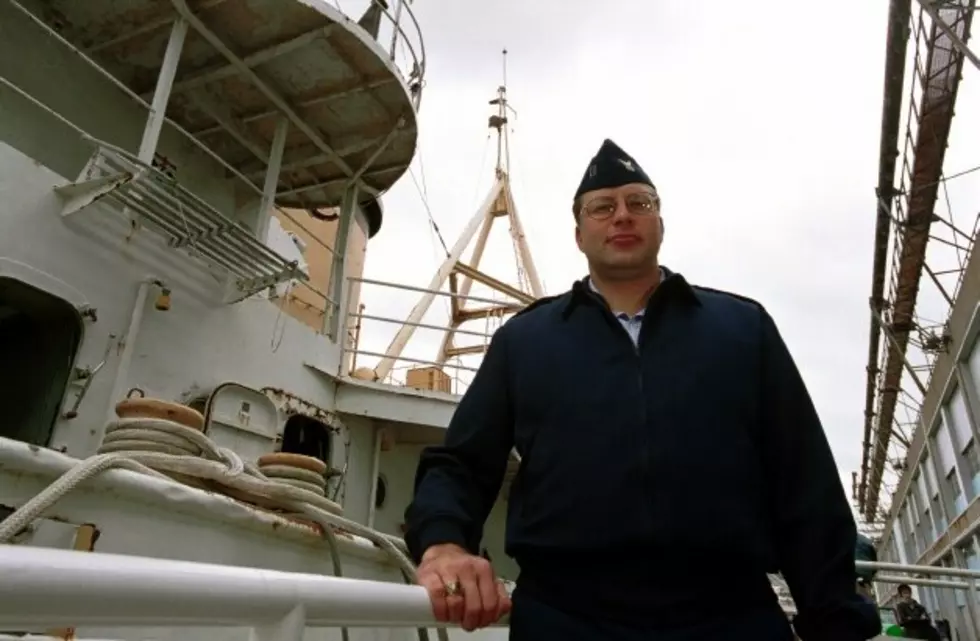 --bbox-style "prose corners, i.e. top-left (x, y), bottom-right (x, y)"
top-left (894, 602), bottom-right (908, 625)
top-left (403, 325), bottom-right (515, 563)
top-left (758, 310), bottom-right (881, 641)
